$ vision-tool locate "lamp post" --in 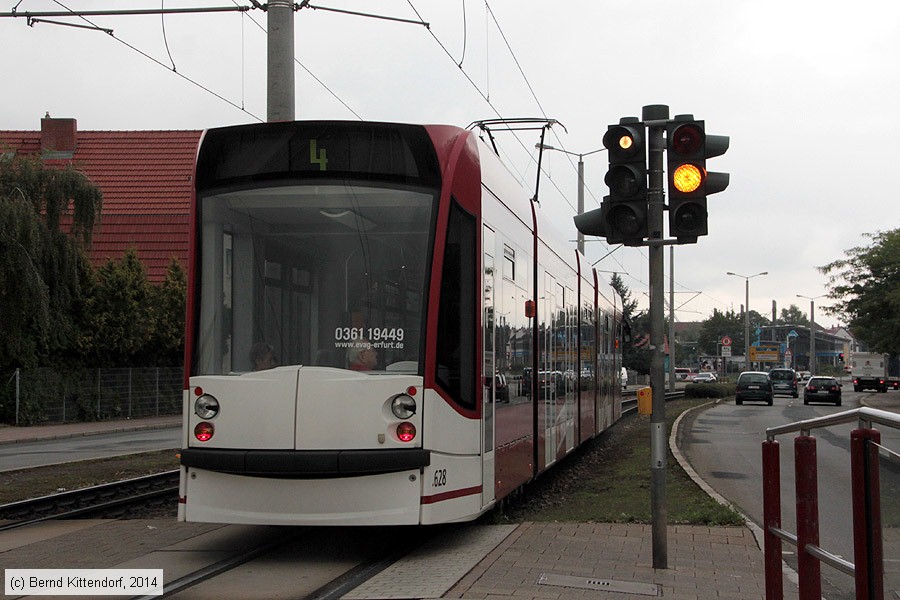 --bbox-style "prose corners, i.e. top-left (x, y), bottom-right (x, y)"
top-left (797, 294), bottom-right (825, 376)
top-left (727, 271), bottom-right (768, 371)
top-left (535, 144), bottom-right (605, 255)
